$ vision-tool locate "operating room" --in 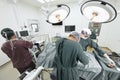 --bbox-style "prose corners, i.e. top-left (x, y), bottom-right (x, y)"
top-left (0, 0), bottom-right (120, 80)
